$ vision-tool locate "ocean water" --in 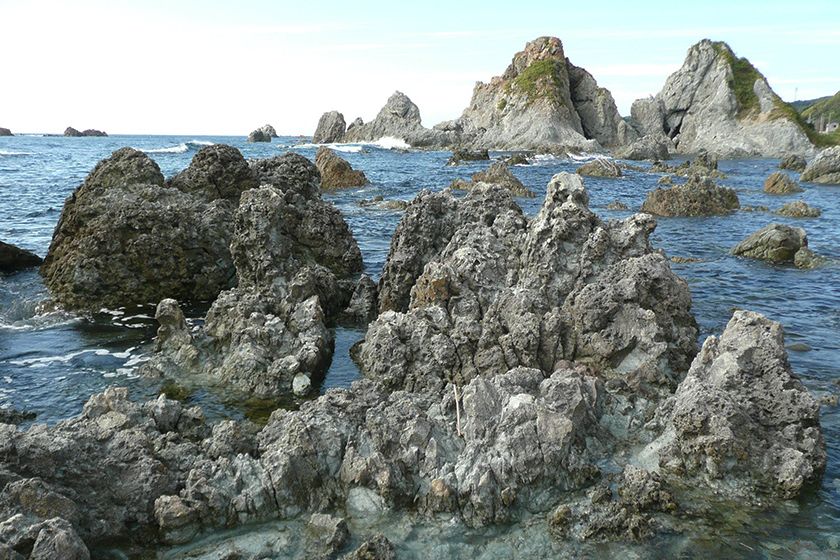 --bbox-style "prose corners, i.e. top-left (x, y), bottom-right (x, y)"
top-left (1, 134), bottom-right (840, 556)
